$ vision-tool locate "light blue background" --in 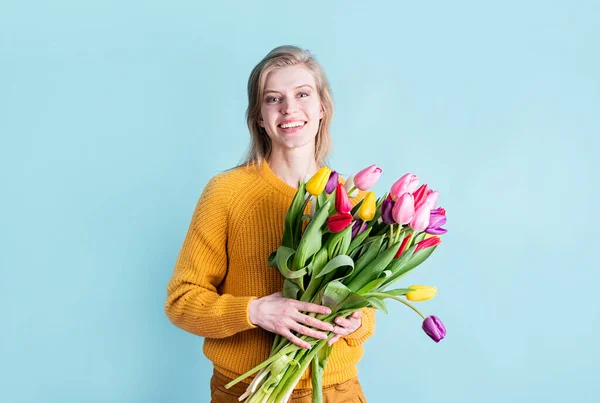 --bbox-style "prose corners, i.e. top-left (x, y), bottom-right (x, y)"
top-left (1, 1), bottom-right (598, 402)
